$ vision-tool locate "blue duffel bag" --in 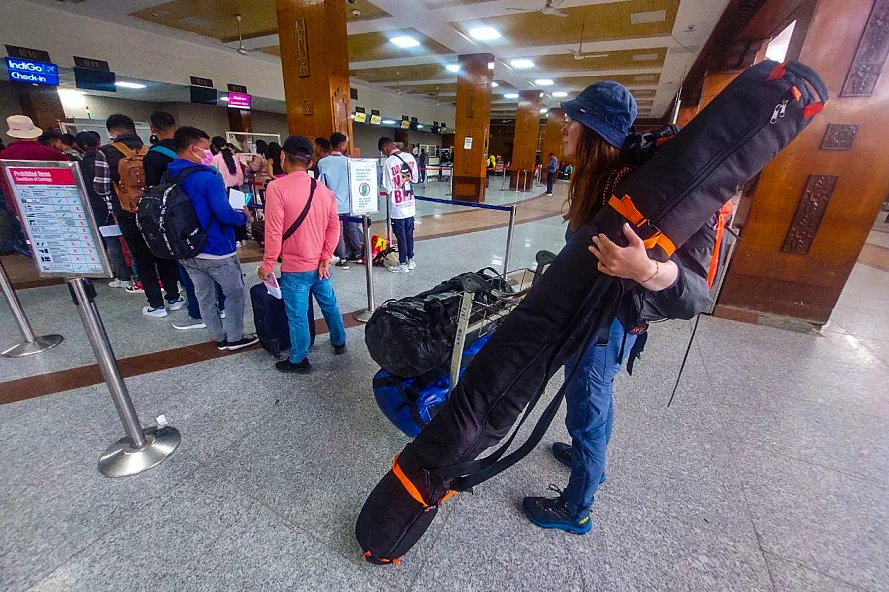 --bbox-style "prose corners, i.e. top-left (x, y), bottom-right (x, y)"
top-left (372, 333), bottom-right (493, 438)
